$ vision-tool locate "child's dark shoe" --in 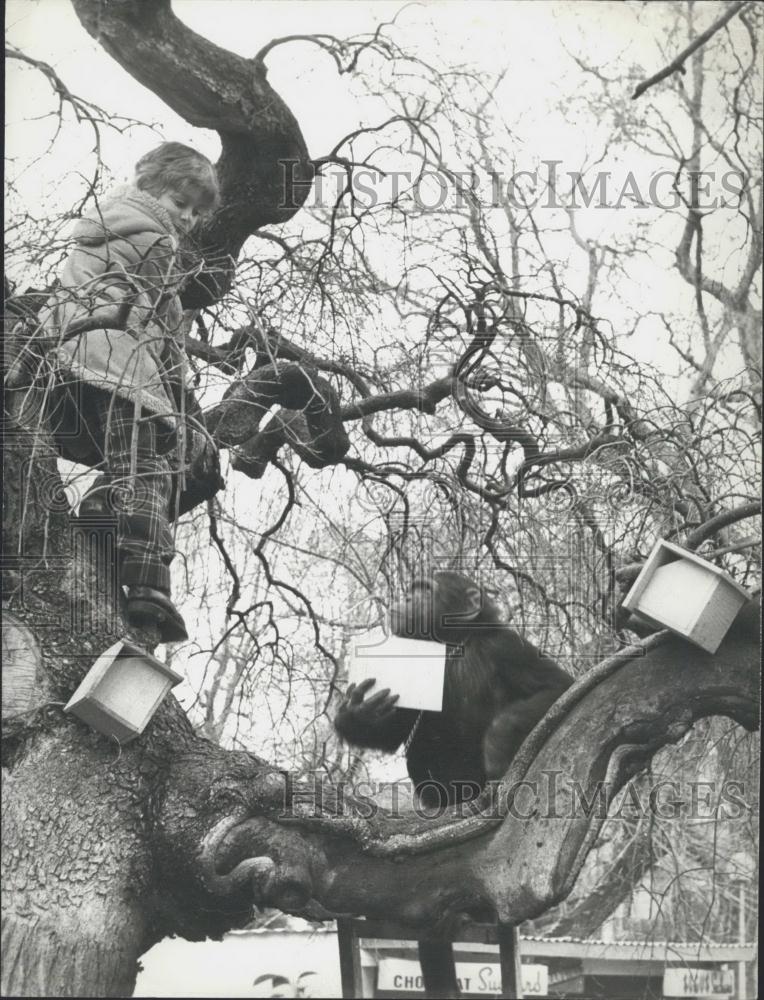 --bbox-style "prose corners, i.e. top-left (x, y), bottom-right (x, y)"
top-left (126, 586), bottom-right (188, 642)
